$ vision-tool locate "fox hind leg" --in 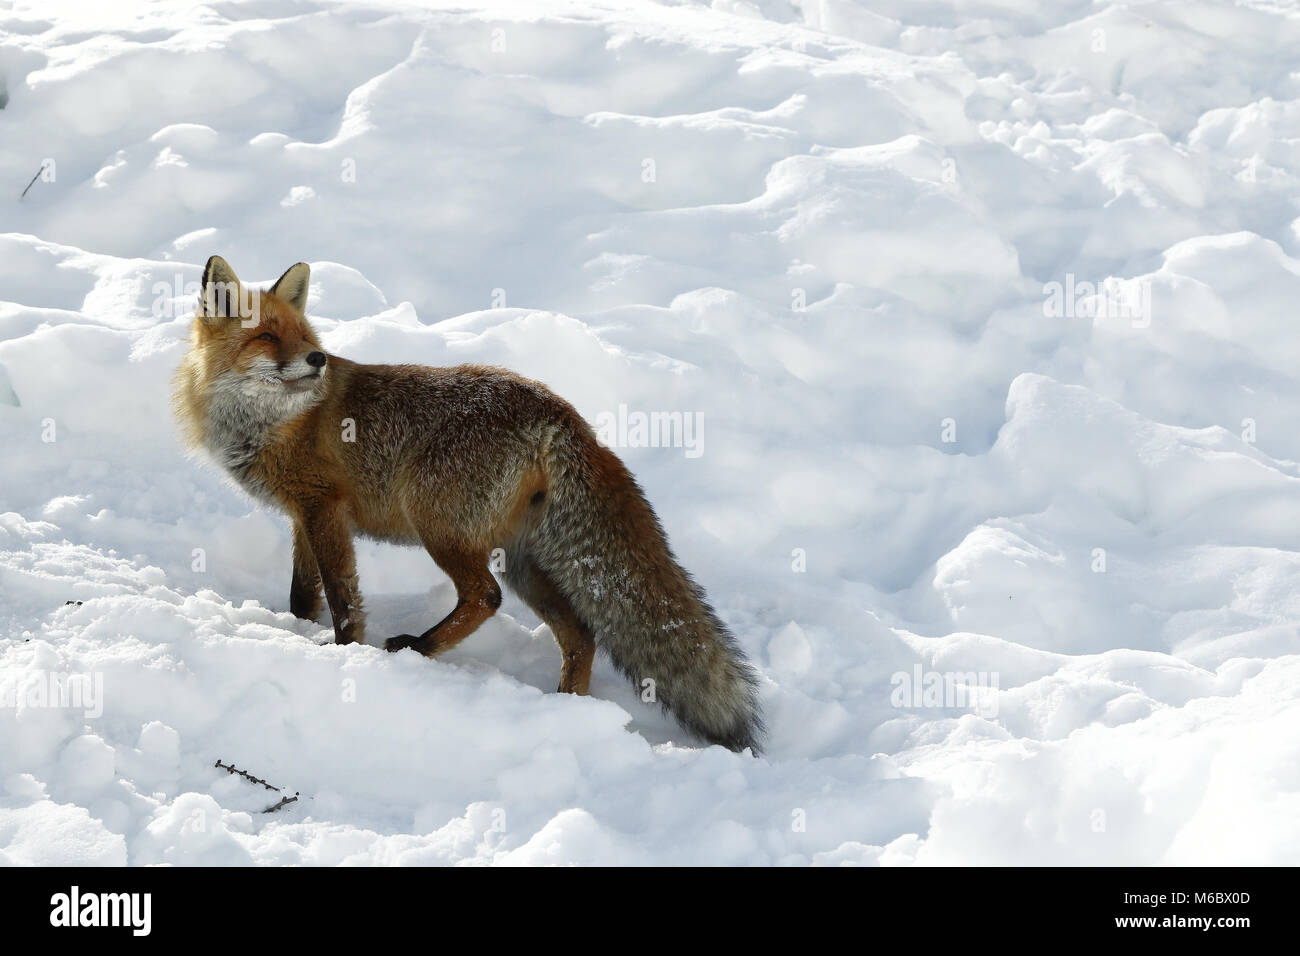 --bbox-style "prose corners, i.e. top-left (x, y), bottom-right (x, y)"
top-left (551, 604), bottom-right (595, 696)
top-left (385, 546), bottom-right (501, 657)
top-left (506, 552), bottom-right (595, 695)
